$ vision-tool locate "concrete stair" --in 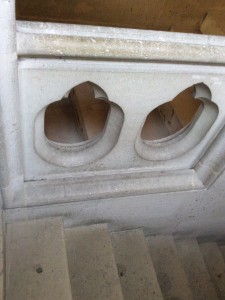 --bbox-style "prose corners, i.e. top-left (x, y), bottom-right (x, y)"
top-left (5, 217), bottom-right (225, 299)
top-left (111, 229), bottom-right (163, 300)
top-left (6, 218), bottom-right (72, 300)
top-left (199, 242), bottom-right (225, 299)
top-left (65, 224), bottom-right (123, 300)
top-left (176, 239), bottom-right (219, 300)
top-left (147, 235), bottom-right (194, 300)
